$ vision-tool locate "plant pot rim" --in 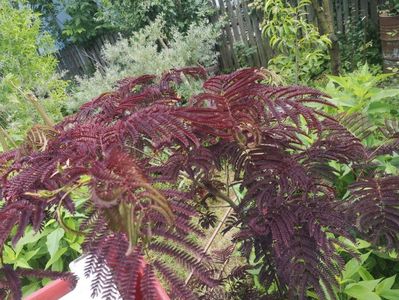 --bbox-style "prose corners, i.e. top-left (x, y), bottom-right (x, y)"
top-left (24, 256), bottom-right (170, 300)
top-left (379, 11), bottom-right (399, 18)
top-left (24, 279), bottom-right (73, 300)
